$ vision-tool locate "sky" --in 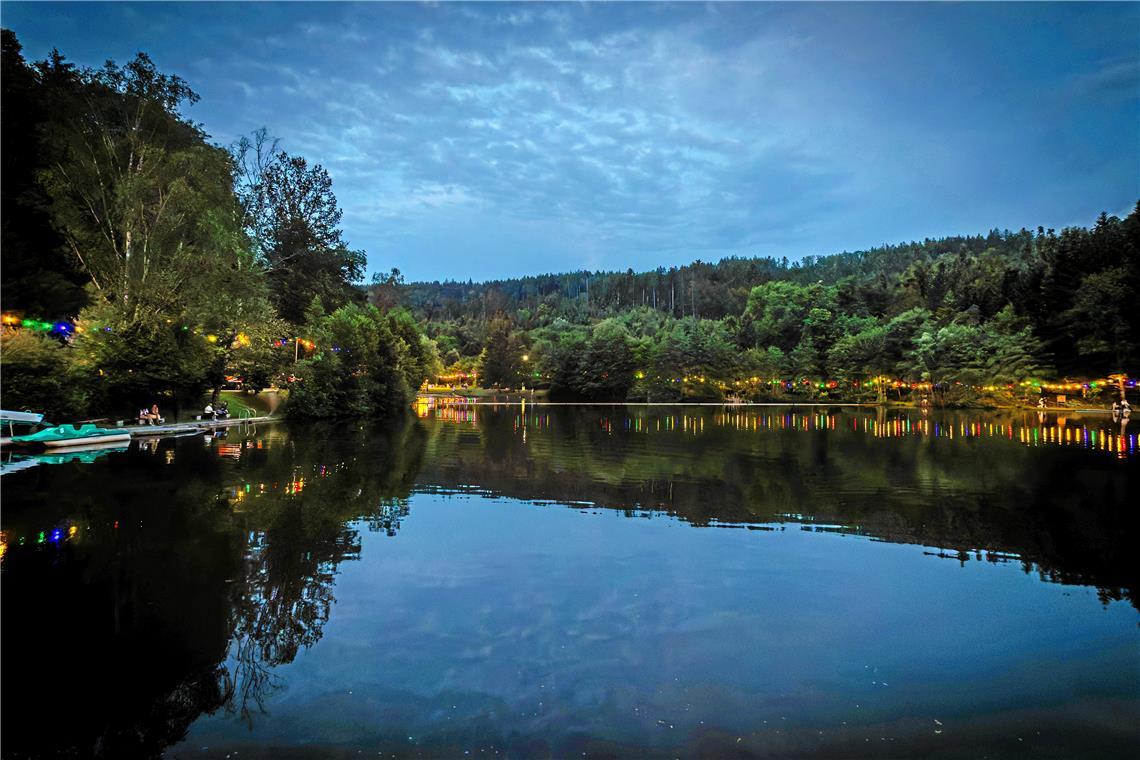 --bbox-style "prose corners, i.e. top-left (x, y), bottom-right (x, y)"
top-left (2, 2), bottom-right (1137, 283)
